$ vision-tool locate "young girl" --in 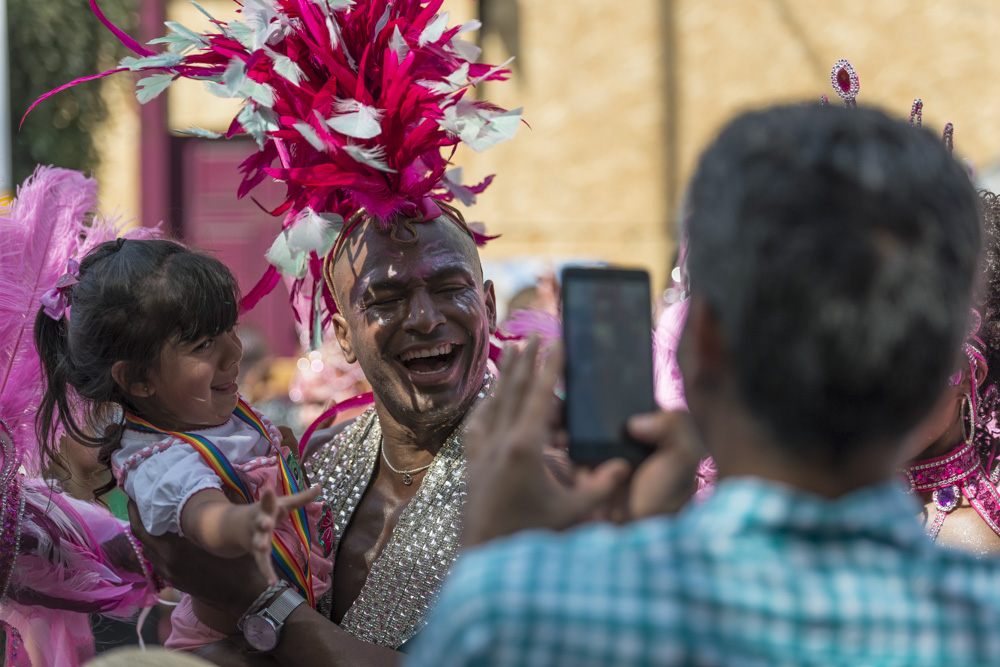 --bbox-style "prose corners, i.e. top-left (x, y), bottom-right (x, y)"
top-left (34, 238), bottom-right (332, 651)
